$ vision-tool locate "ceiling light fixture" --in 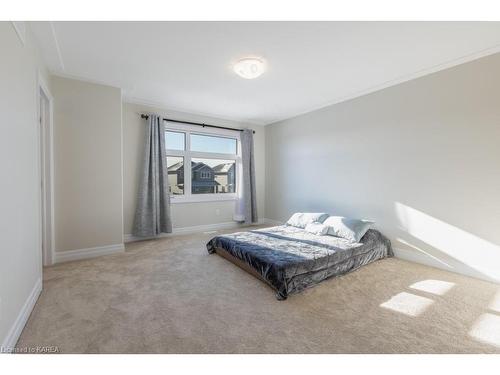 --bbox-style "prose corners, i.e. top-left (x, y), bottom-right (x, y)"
top-left (233, 57), bottom-right (266, 79)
